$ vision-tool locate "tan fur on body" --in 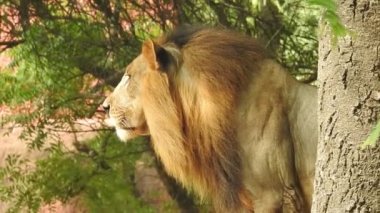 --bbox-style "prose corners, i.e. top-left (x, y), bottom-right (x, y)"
top-left (103, 27), bottom-right (317, 212)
